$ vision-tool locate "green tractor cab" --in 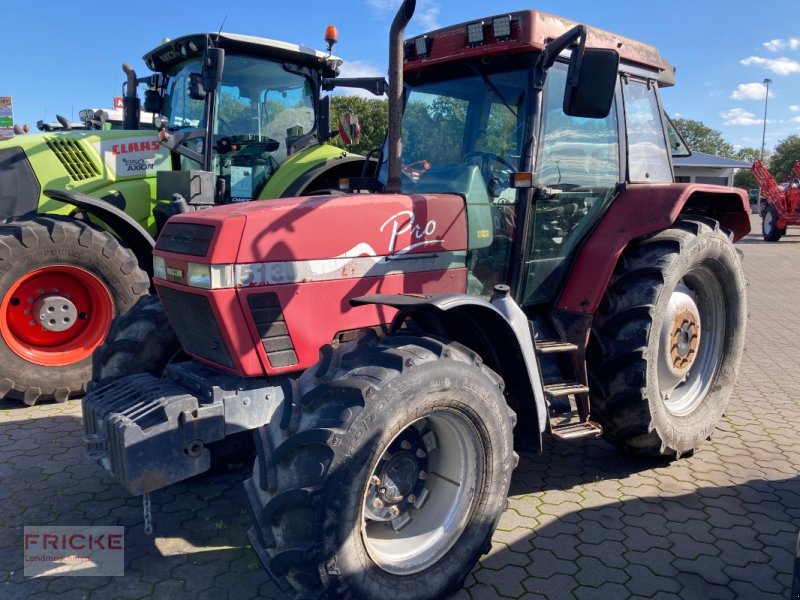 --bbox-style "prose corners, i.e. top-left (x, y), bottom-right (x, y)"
top-left (0, 30), bottom-right (383, 405)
